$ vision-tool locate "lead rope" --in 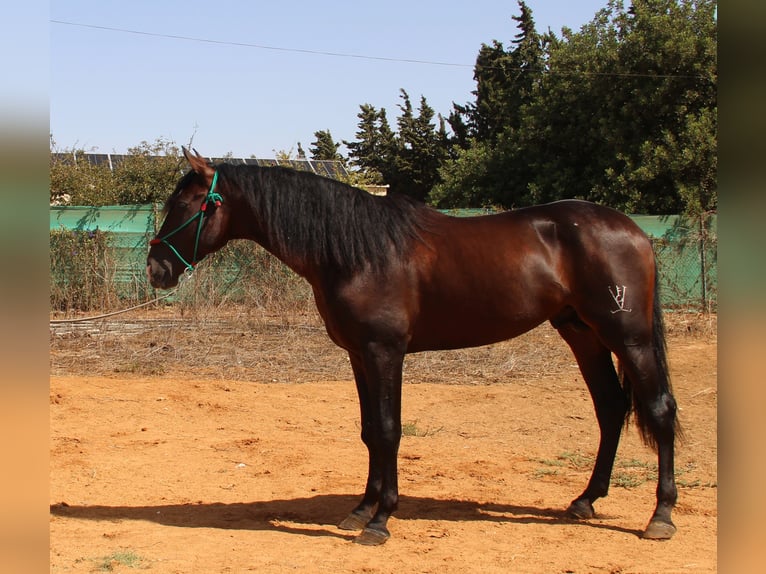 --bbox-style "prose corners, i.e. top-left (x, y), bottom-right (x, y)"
top-left (49, 267), bottom-right (196, 324)
top-left (51, 171), bottom-right (223, 325)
